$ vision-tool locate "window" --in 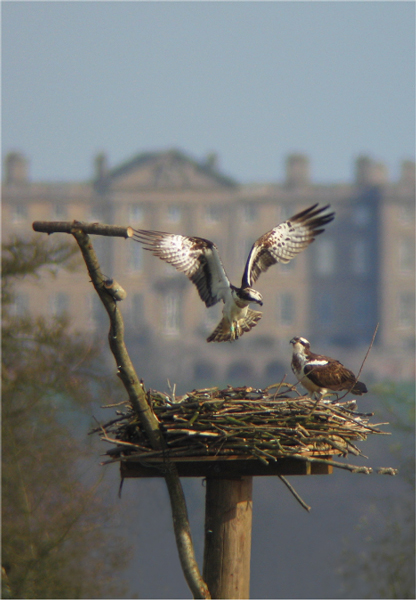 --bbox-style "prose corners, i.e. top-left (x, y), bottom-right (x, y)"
top-left (279, 204), bottom-right (293, 222)
top-left (129, 204), bottom-right (144, 223)
top-left (352, 205), bottom-right (371, 227)
top-left (317, 293), bottom-right (334, 325)
top-left (10, 293), bottom-right (29, 316)
top-left (52, 203), bottom-right (68, 220)
top-left (351, 240), bottom-right (369, 275)
top-left (399, 237), bottom-right (415, 272)
top-left (49, 293), bottom-right (69, 317)
top-left (88, 204), bottom-right (103, 222)
top-left (205, 205), bottom-right (221, 224)
top-left (353, 292), bottom-right (373, 328)
top-left (399, 203), bottom-right (415, 224)
top-left (131, 293), bottom-right (144, 326)
top-left (277, 292), bottom-right (295, 325)
top-left (204, 306), bottom-right (221, 331)
top-left (279, 259), bottom-right (295, 274)
top-left (167, 205), bottom-right (181, 223)
top-left (11, 203), bottom-right (28, 223)
top-left (315, 239), bottom-right (335, 275)
top-left (85, 294), bottom-right (95, 329)
top-left (243, 204), bottom-right (258, 223)
top-left (398, 292), bottom-right (415, 328)
top-left (164, 292), bottom-right (181, 335)
top-left (128, 243), bottom-right (143, 272)
top-left (240, 237), bottom-right (254, 264)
